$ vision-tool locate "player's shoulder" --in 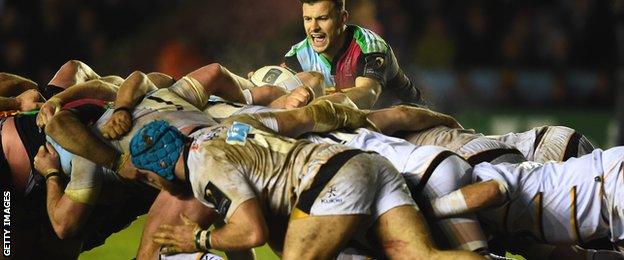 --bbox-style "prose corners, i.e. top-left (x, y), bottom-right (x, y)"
top-left (285, 38), bottom-right (310, 57)
top-left (351, 25), bottom-right (389, 54)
